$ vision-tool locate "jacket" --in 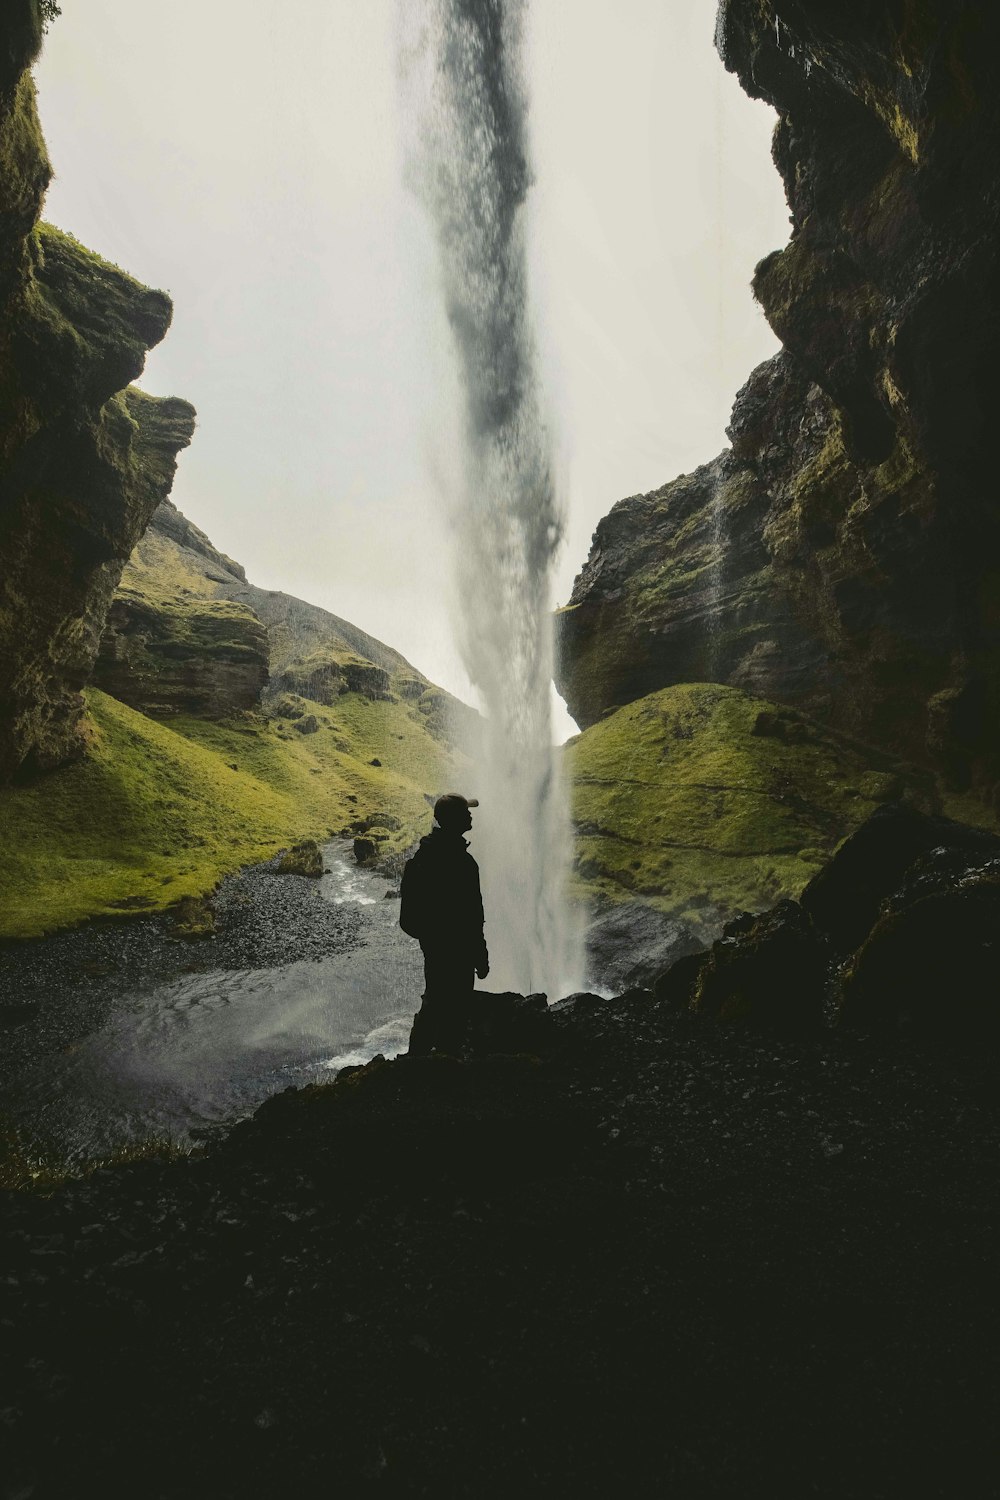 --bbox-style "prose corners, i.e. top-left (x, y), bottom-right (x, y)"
top-left (399, 827), bottom-right (487, 958)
